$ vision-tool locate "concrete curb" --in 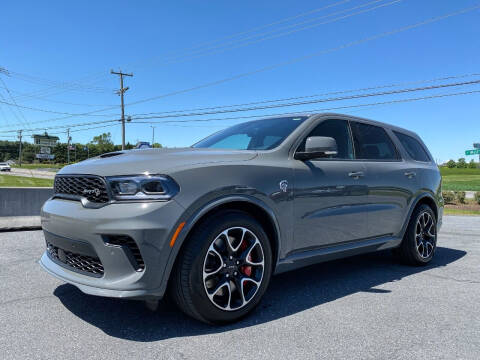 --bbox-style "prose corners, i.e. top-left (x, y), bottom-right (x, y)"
top-left (0, 216), bottom-right (42, 231)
